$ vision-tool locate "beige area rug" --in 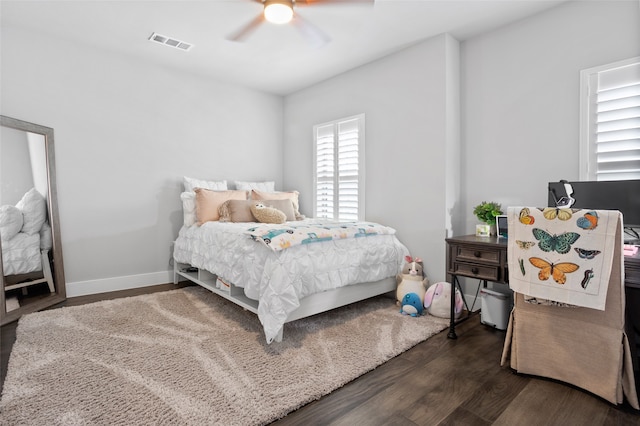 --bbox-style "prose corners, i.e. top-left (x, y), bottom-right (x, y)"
top-left (1, 286), bottom-right (449, 425)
